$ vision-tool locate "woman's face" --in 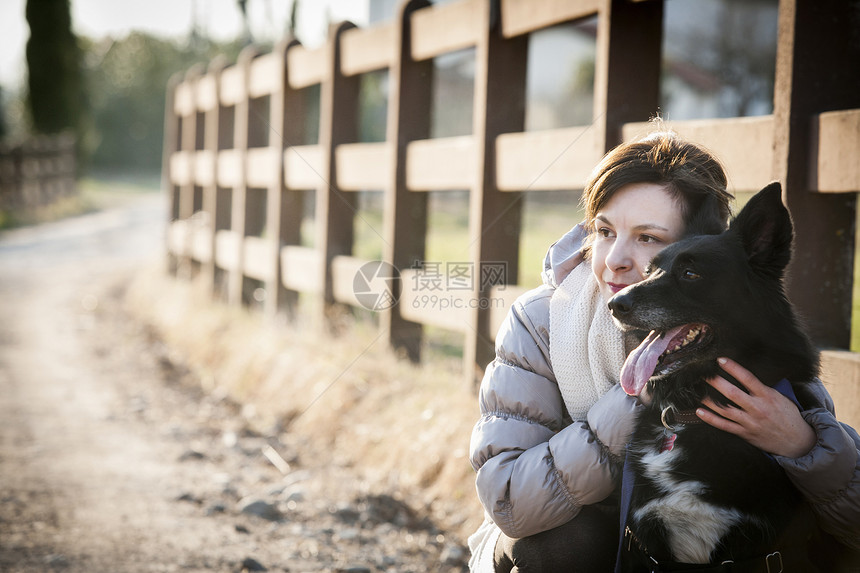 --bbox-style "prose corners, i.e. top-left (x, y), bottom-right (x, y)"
top-left (591, 183), bottom-right (686, 302)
